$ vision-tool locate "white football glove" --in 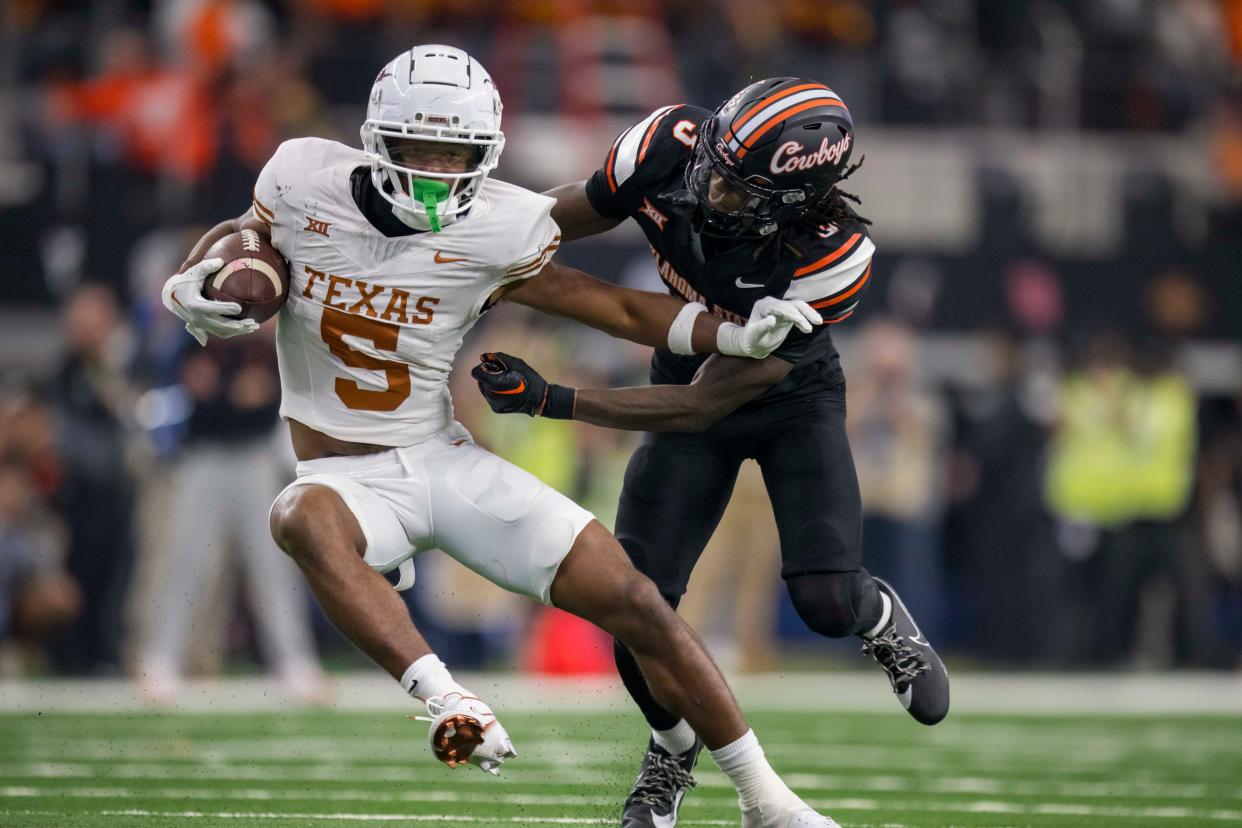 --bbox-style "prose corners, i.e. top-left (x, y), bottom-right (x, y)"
top-left (161, 258), bottom-right (260, 346)
top-left (422, 692), bottom-right (517, 776)
top-left (716, 296), bottom-right (823, 359)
